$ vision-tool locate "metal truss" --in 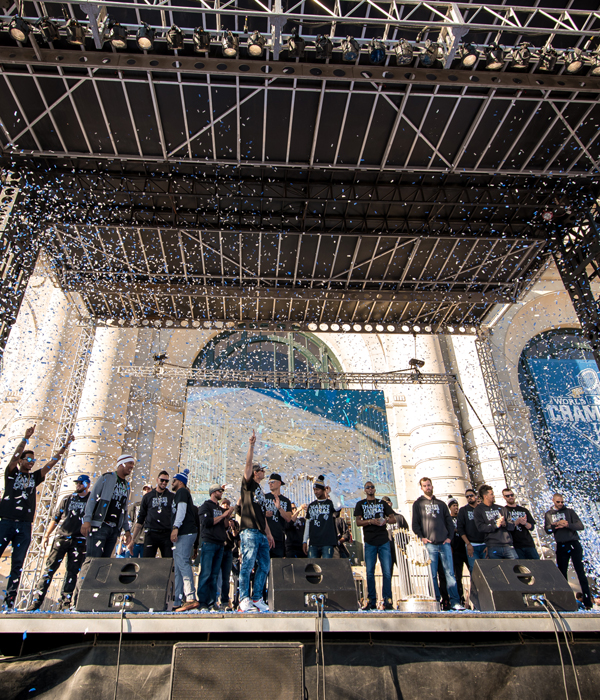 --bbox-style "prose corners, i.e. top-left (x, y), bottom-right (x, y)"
top-left (15, 322), bottom-right (96, 611)
top-left (116, 364), bottom-right (457, 386)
